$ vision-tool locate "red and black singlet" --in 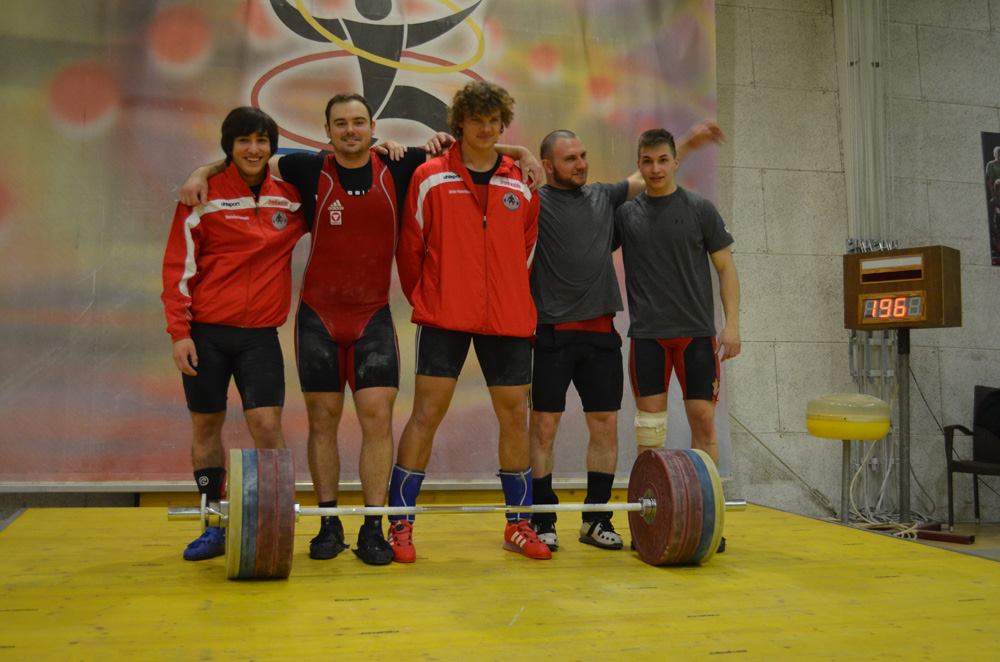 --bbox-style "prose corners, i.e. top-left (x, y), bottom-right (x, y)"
top-left (300, 150), bottom-right (398, 344)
